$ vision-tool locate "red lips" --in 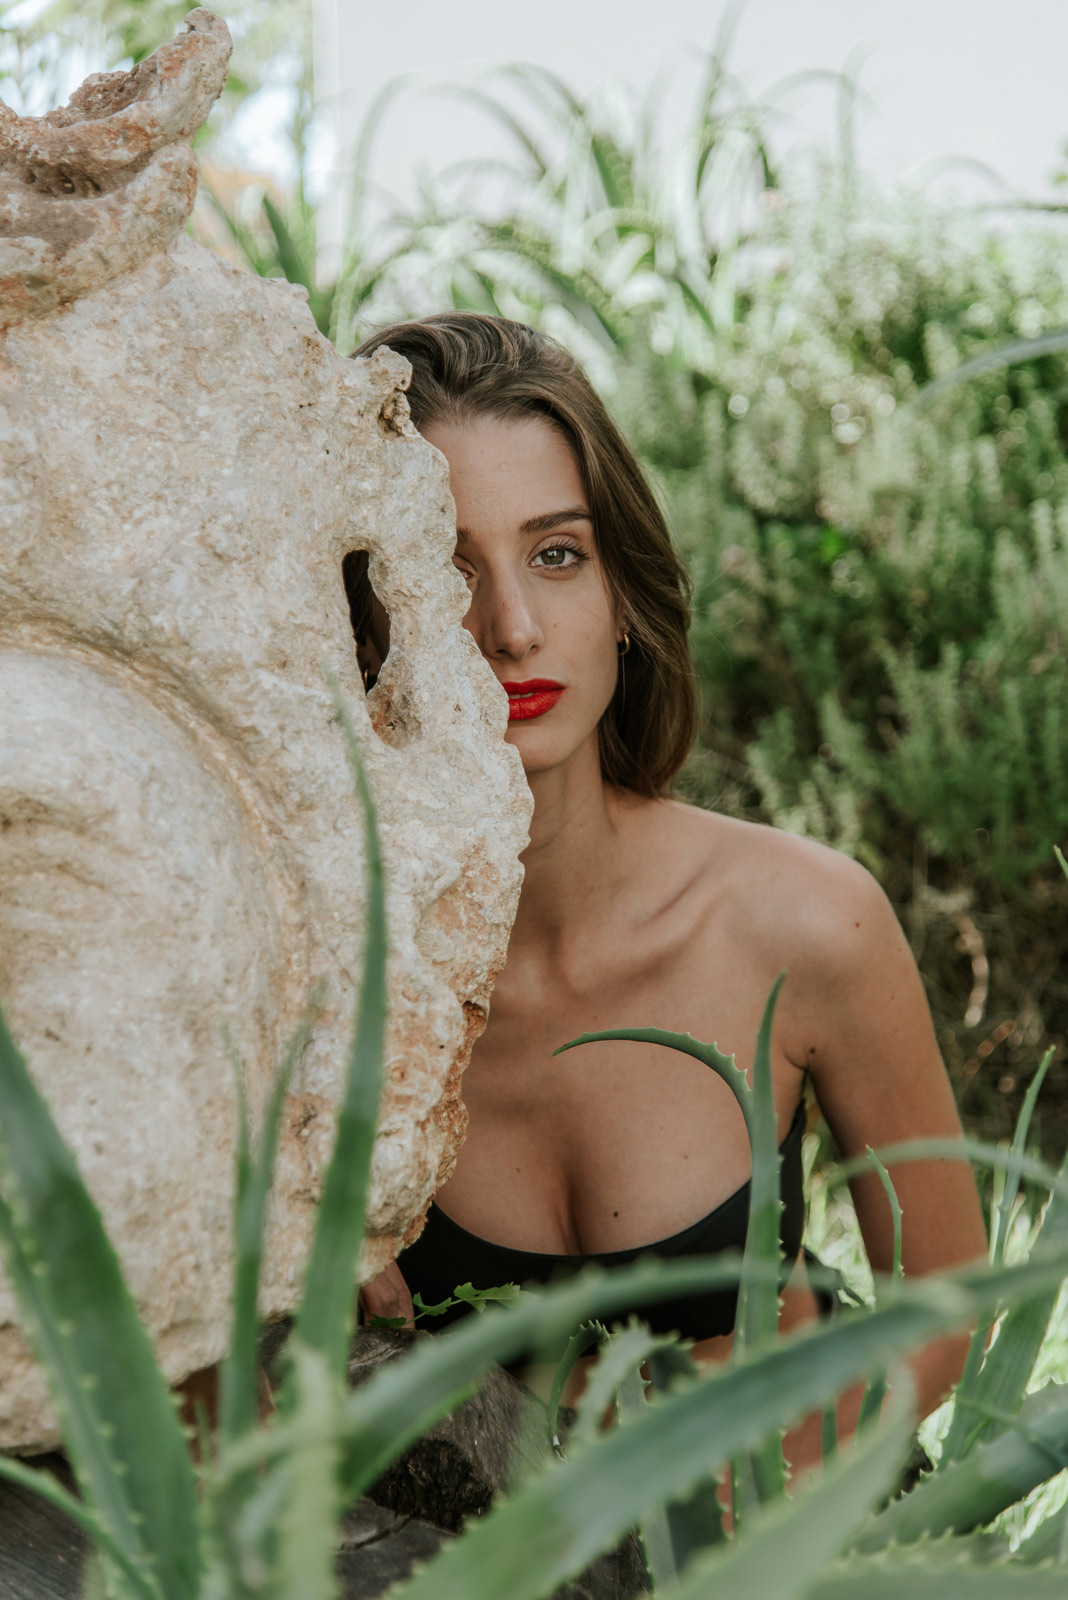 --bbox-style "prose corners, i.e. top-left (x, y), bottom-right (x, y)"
top-left (501, 679), bottom-right (565, 722)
